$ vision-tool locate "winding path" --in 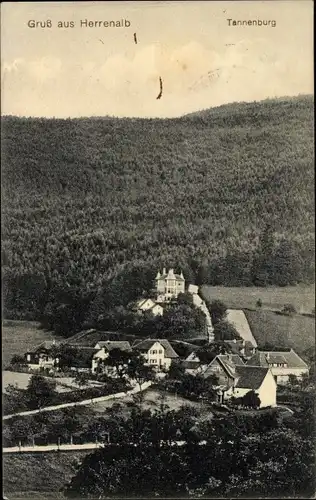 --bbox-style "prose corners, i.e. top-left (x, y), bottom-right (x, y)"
top-left (3, 381), bottom-right (153, 420)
